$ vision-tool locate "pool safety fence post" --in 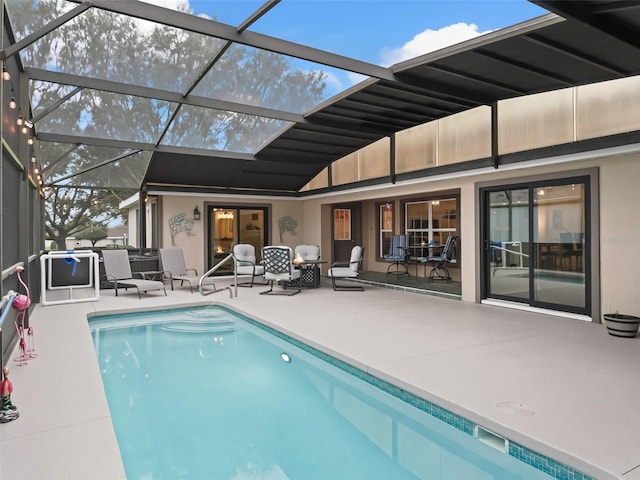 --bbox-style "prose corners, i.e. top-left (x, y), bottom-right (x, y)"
top-left (40, 250), bottom-right (101, 305)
